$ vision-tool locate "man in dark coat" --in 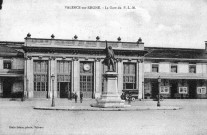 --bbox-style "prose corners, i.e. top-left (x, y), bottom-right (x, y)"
top-left (74, 92), bottom-right (78, 103)
top-left (80, 92), bottom-right (83, 103)
top-left (102, 41), bottom-right (115, 71)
